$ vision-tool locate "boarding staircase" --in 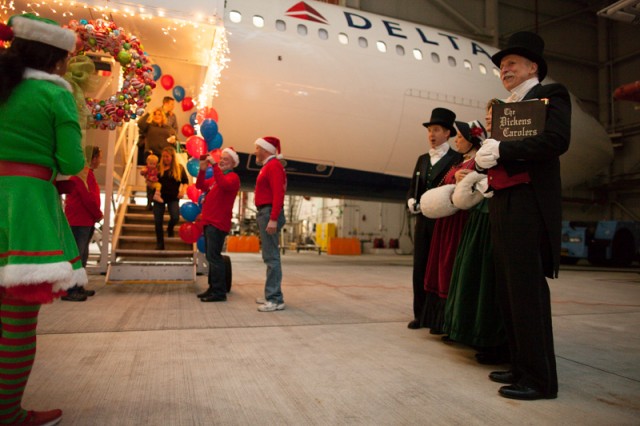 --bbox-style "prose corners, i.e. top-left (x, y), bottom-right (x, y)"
top-left (104, 122), bottom-right (200, 284)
